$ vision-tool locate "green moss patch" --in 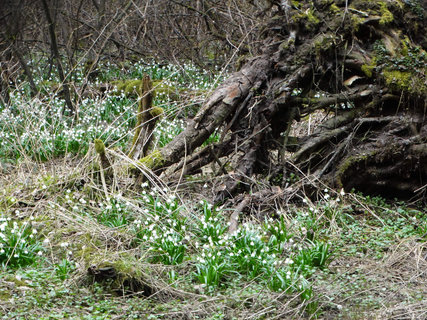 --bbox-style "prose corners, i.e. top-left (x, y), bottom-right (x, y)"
top-left (379, 2), bottom-right (394, 25)
top-left (137, 149), bottom-right (165, 170)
